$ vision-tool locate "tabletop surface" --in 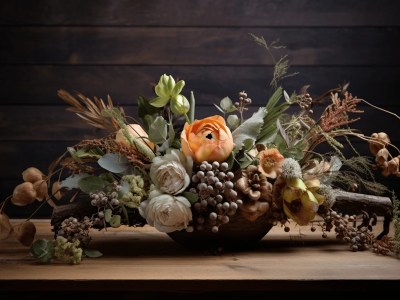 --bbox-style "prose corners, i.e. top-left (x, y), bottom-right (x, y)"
top-left (1, 219), bottom-right (399, 293)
